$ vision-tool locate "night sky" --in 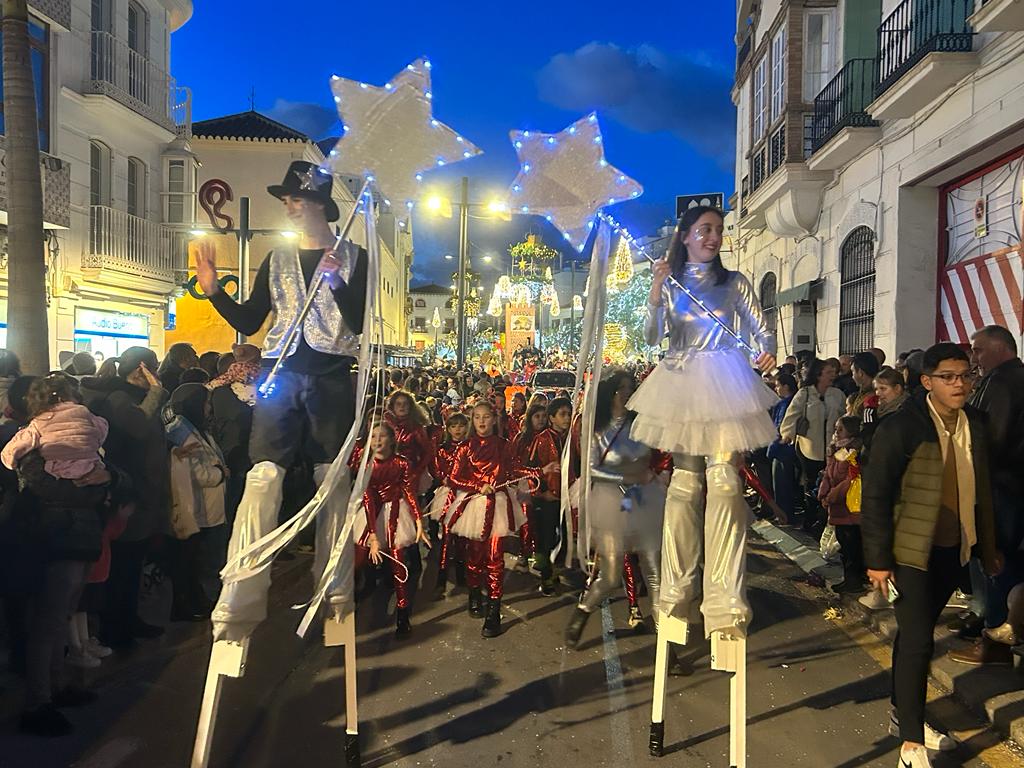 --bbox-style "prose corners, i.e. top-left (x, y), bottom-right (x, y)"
top-left (172, 2), bottom-right (737, 284)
